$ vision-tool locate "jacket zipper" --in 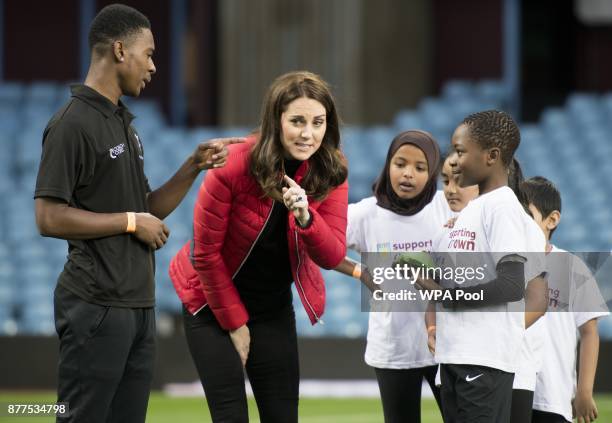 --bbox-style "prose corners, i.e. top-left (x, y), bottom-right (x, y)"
top-left (231, 202), bottom-right (275, 279)
top-left (294, 230), bottom-right (323, 324)
top-left (190, 201), bottom-right (275, 316)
